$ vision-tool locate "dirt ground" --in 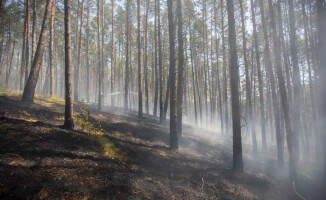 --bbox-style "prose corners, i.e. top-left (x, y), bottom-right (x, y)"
top-left (0, 92), bottom-right (324, 200)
